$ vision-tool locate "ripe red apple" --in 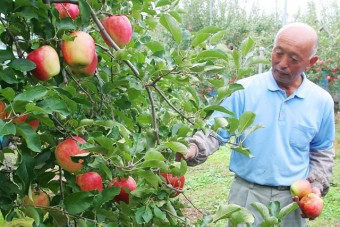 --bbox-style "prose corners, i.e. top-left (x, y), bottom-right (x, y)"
top-left (76, 172), bottom-right (103, 192)
top-left (27, 45), bottom-right (60, 81)
top-left (299, 193), bottom-right (324, 219)
top-left (108, 176), bottom-right (137, 204)
top-left (160, 173), bottom-right (185, 197)
top-left (61, 31), bottom-right (96, 69)
top-left (54, 3), bottom-right (79, 19)
top-left (71, 52), bottom-right (98, 77)
top-left (55, 136), bottom-right (89, 173)
top-left (27, 119), bottom-right (40, 131)
top-left (0, 101), bottom-right (8, 119)
top-left (23, 190), bottom-right (50, 207)
top-left (13, 114), bottom-right (28, 124)
top-left (100, 15), bottom-right (132, 47)
top-left (290, 179), bottom-right (312, 199)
